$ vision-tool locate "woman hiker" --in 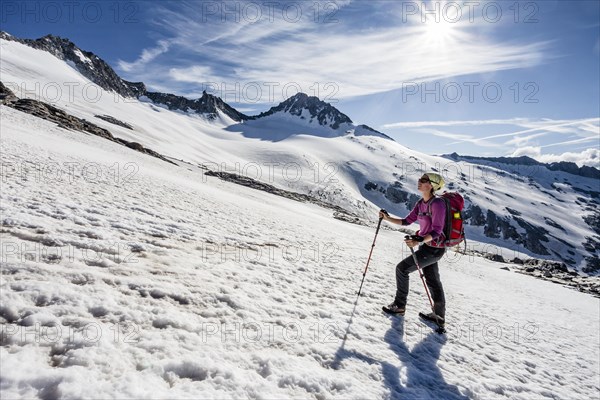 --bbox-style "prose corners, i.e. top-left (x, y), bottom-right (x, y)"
top-left (379, 172), bottom-right (447, 327)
